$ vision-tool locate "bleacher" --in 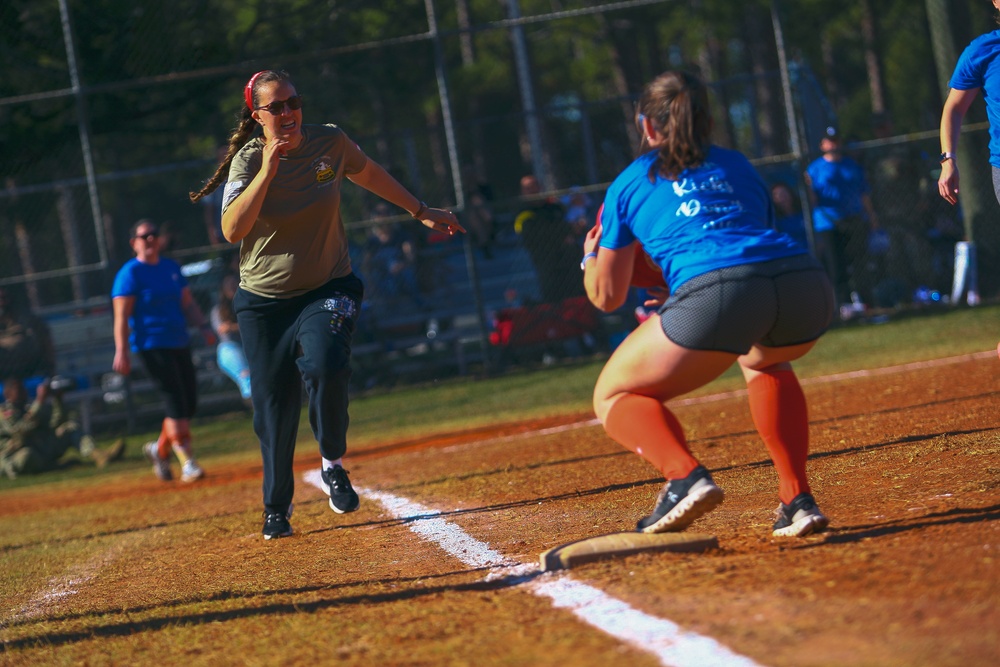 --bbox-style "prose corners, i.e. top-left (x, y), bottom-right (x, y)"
top-left (349, 230), bottom-right (623, 388)
top-left (348, 236), bottom-right (541, 388)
